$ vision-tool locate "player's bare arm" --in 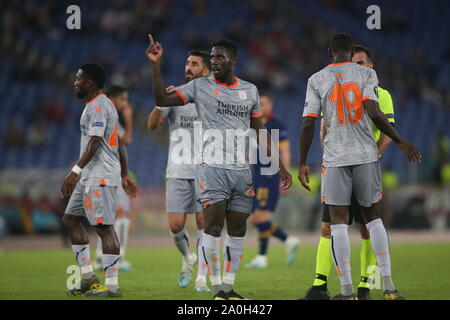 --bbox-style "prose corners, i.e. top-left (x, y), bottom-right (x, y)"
top-left (118, 139), bottom-right (137, 198)
top-left (364, 100), bottom-right (422, 163)
top-left (121, 103), bottom-right (133, 145)
top-left (60, 136), bottom-right (103, 197)
top-left (251, 116), bottom-right (292, 190)
top-left (298, 116), bottom-right (317, 191)
top-left (146, 34), bottom-right (185, 107)
top-left (147, 86), bottom-right (178, 131)
top-left (319, 118), bottom-right (327, 150)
